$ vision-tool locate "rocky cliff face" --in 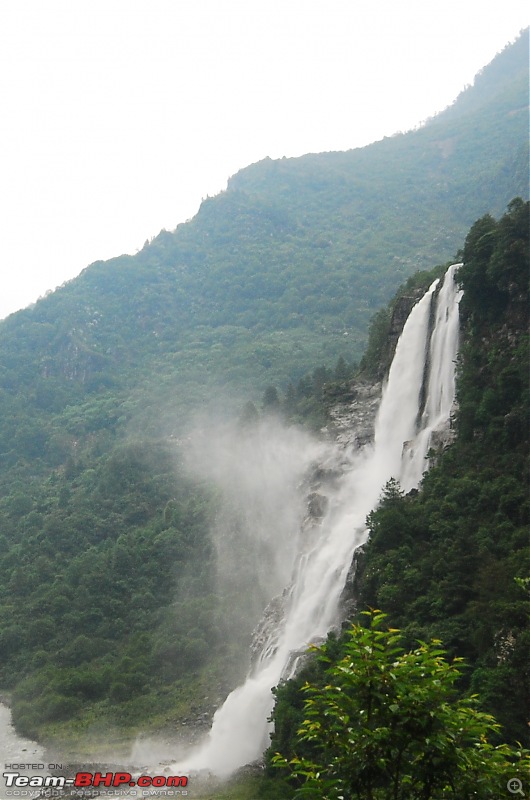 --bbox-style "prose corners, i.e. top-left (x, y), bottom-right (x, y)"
top-left (234, 274), bottom-right (464, 733)
top-left (325, 381), bottom-right (382, 450)
top-left (325, 286), bottom-right (428, 449)
top-left (382, 290), bottom-right (426, 373)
